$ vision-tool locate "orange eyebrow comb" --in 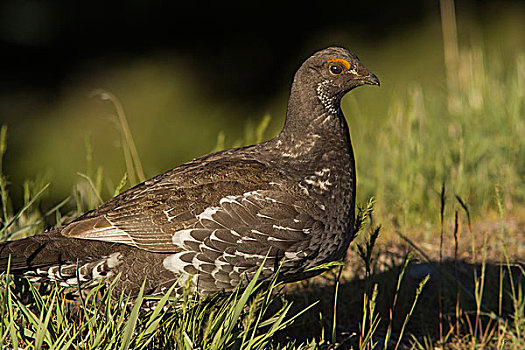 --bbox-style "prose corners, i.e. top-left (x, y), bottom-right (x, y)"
top-left (327, 58), bottom-right (351, 70)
